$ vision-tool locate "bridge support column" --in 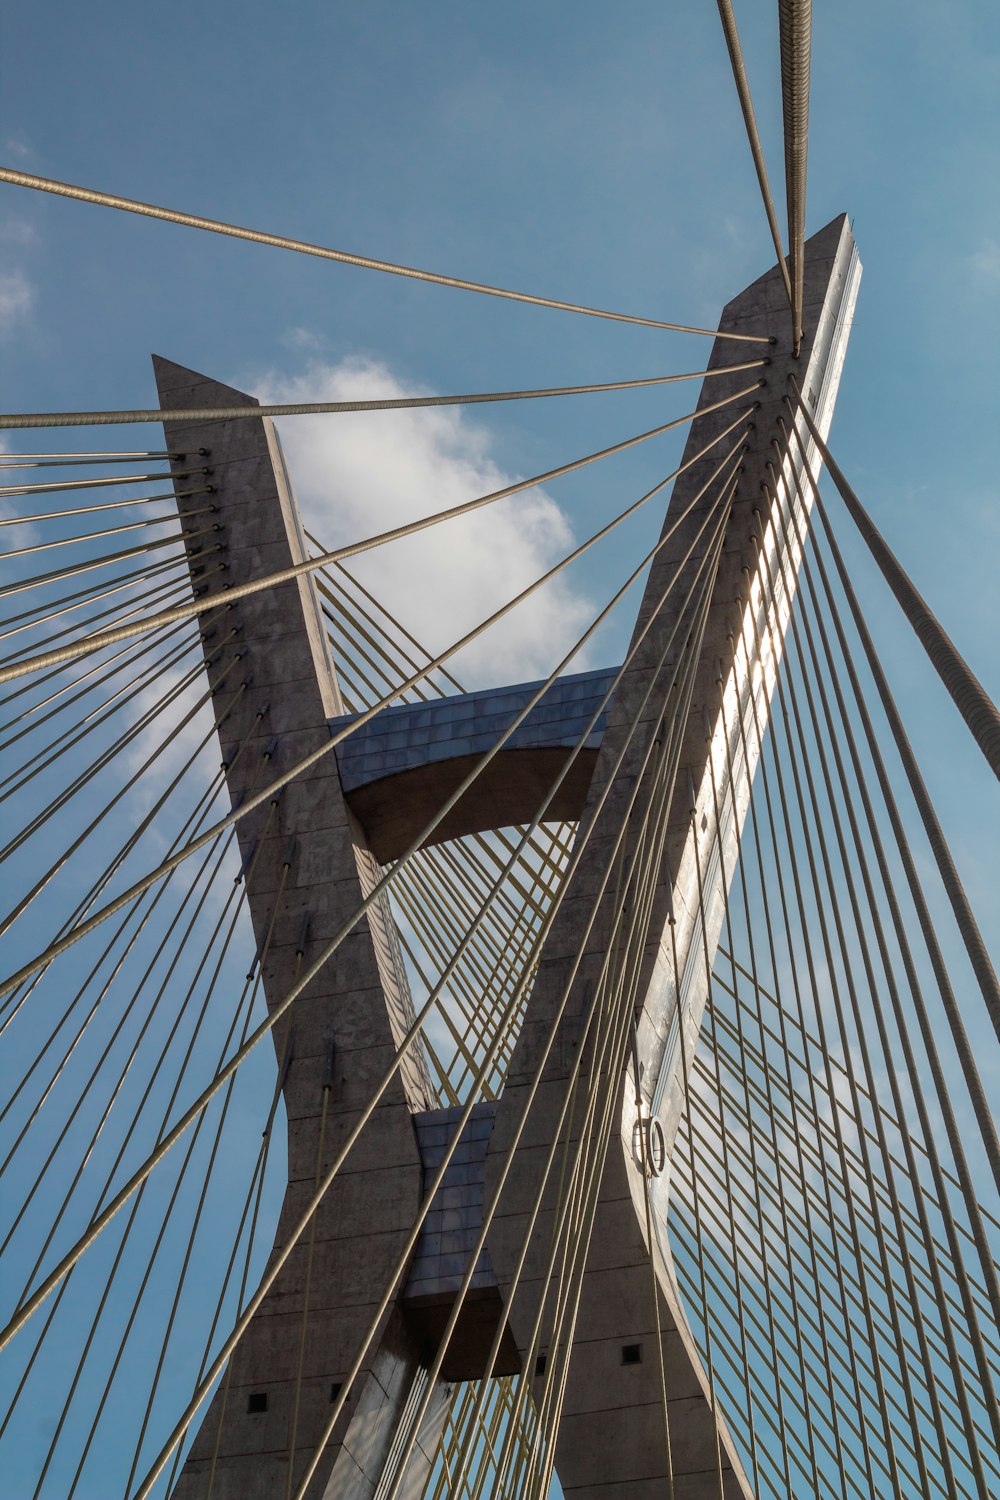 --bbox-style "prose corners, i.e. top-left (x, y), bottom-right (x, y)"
top-left (486, 214), bottom-right (860, 1499)
top-left (154, 358), bottom-right (444, 1500)
top-left (153, 211), bottom-right (858, 1500)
